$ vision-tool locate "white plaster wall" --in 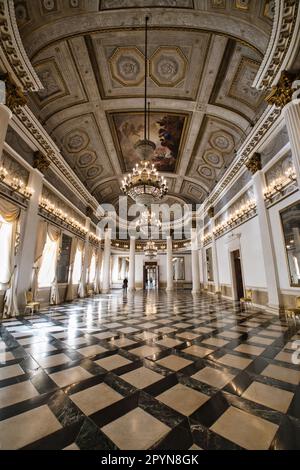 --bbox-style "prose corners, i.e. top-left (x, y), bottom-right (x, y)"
top-left (268, 190), bottom-right (300, 293)
top-left (215, 215), bottom-right (267, 290)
